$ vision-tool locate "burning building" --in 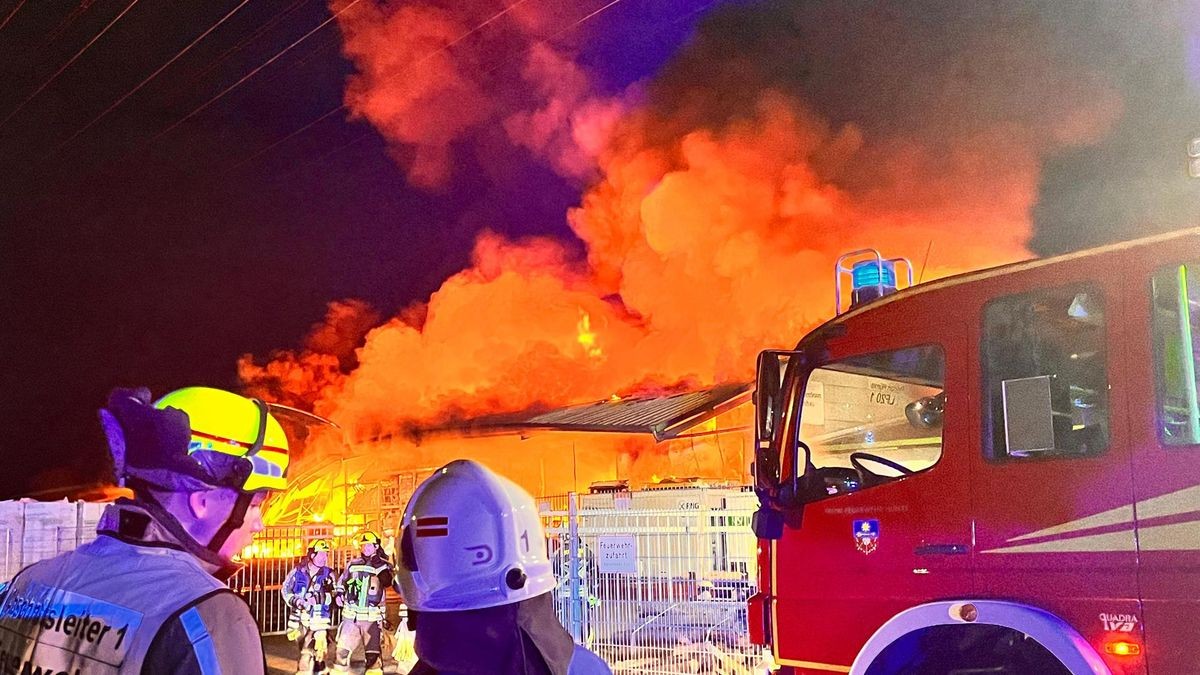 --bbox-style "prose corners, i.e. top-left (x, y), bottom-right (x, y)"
top-left (264, 382), bottom-right (751, 526)
top-left (244, 0), bottom-right (1198, 527)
